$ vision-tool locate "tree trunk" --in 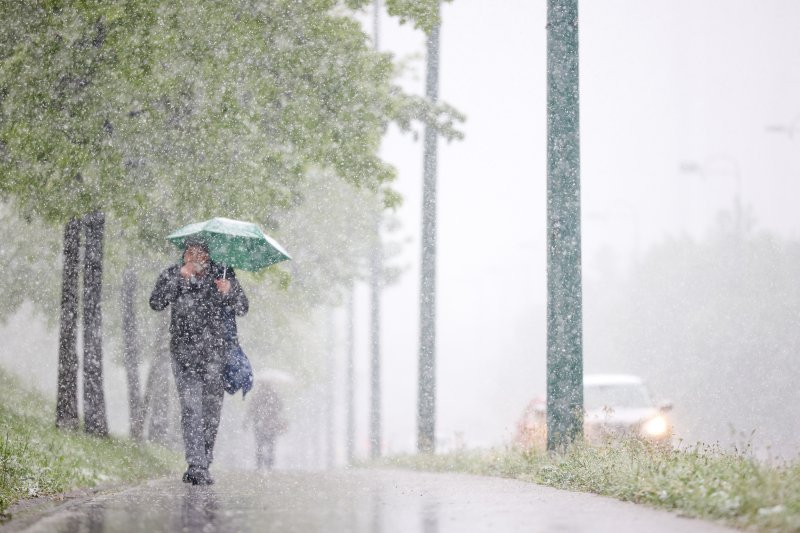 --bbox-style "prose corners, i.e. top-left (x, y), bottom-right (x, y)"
top-left (122, 267), bottom-right (144, 441)
top-left (56, 218), bottom-right (81, 430)
top-left (83, 210), bottom-right (108, 437)
top-left (144, 317), bottom-right (172, 445)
